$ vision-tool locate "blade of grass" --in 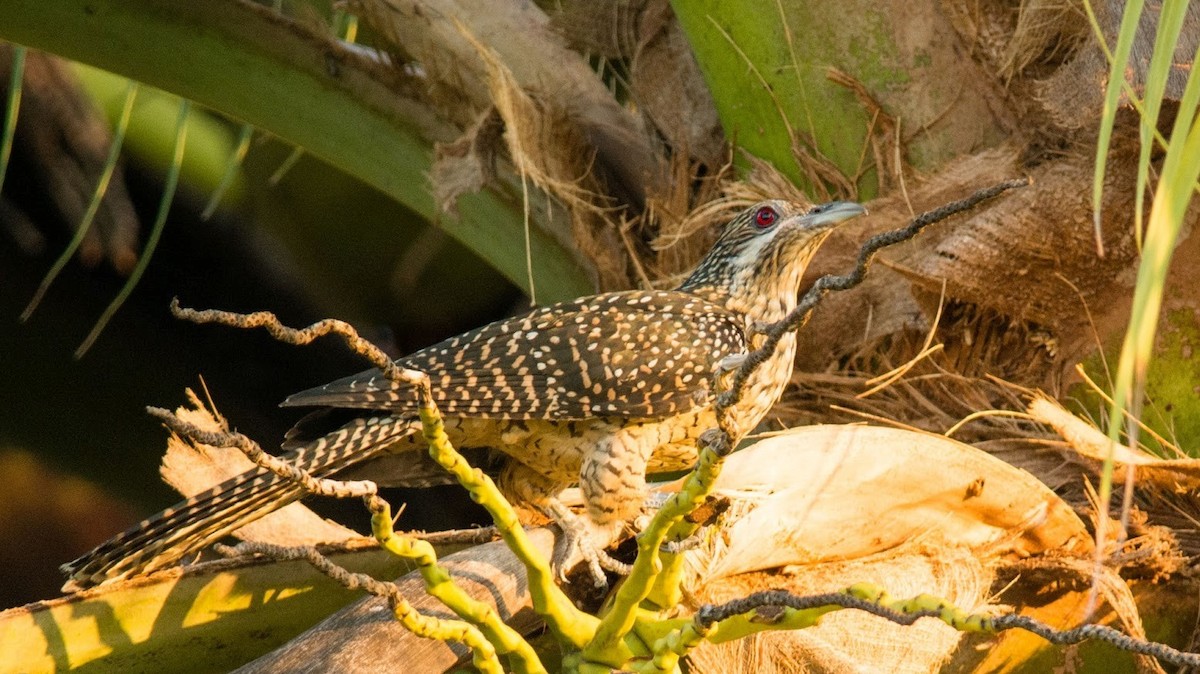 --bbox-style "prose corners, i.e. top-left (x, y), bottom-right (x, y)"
top-left (200, 123), bottom-right (252, 220)
top-left (336, 11), bottom-right (358, 43)
top-left (705, 16), bottom-right (800, 176)
top-left (21, 80), bottom-right (139, 319)
top-left (1082, 0), bottom-right (1145, 256)
top-left (1106, 41), bottom-right (1200, 454)
top-left (1131, 0), bottom-right (1188, 248)
top-left (773, 0), bottom-right (816, 146)
top-left (267, 145), bottom-right (304, 185)
top-left (1092, 38), bottom-right (1200, 616)
top-left (76, 99), bottom-right (191, 358)
top-left (0, 44), bottom-right (26, 193)
top-left (1077, 2), bottom-right (1197, 163)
